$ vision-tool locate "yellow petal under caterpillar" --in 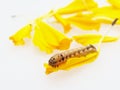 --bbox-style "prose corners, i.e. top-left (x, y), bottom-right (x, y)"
top-left (44, 45), bottom-right (99, 74)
